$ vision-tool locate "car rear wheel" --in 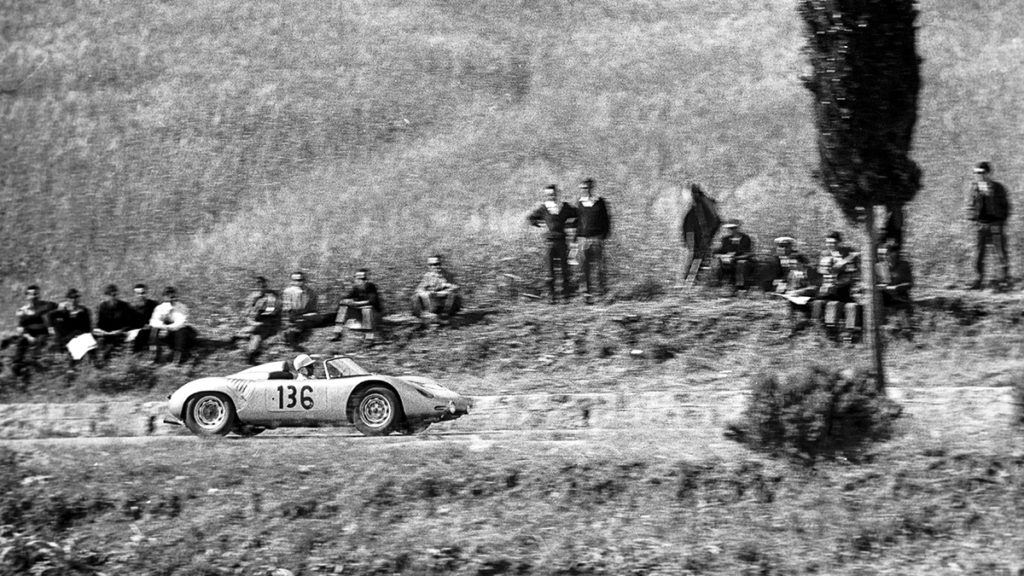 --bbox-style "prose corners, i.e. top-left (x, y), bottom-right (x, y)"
top-left (353, 386), bottom-right (399, 436)
top-left (184, 393), bottom-right (236, 436)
